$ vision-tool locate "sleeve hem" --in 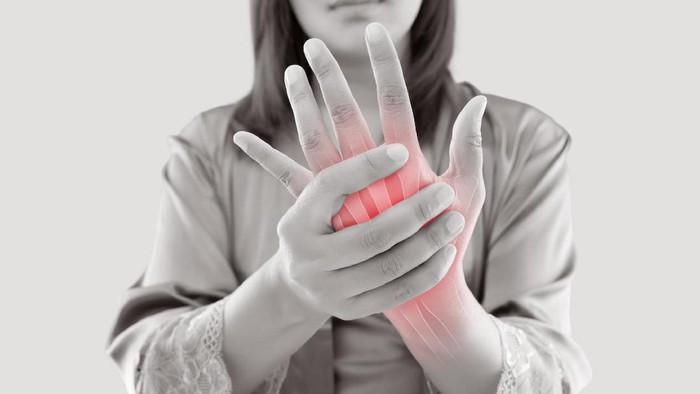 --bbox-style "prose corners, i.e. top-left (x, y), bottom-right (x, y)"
top-left (135, 297), bottom-right (233, 393)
